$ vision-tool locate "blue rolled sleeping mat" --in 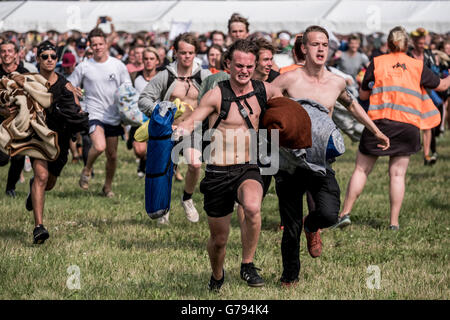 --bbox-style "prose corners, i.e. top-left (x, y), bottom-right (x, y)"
top-left (145, 101), bottom-right (177, 219)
